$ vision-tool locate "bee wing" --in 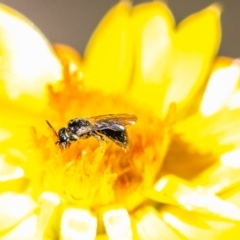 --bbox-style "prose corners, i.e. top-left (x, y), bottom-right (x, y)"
top-left (76, 126), bottom-right (93, 136)
top-left (85, 114), bottom-right (137, 125)
top-left (85, 114), bottom-right (137, 131)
